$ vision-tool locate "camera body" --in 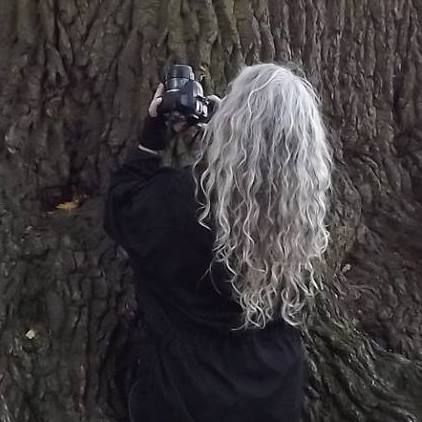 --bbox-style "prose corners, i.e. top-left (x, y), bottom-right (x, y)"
top-left (157, 65), bottom-right (211, 124)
